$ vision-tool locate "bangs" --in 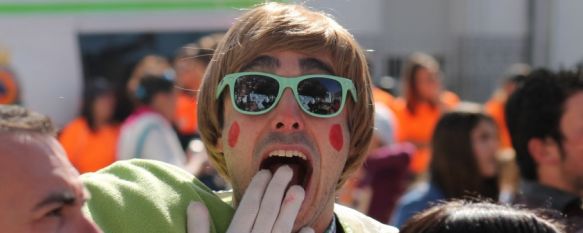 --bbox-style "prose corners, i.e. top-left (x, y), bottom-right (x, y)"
top-left (223, 5), bottom-right (355, 77)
